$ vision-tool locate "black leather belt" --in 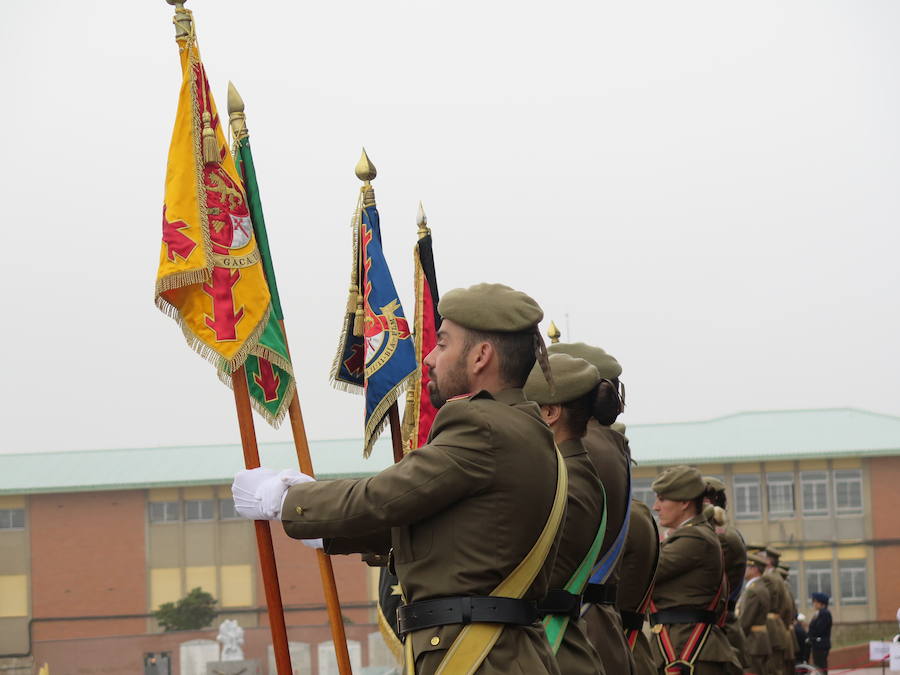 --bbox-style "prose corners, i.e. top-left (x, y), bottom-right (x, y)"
top-left (397, 596), bottom-right (538, 635)
top-left (537, 589), bottom-right (582, 619)
top-left (620, 609), bottom-right (646, 631)
top-left (583, 583), bottom-right (618, 605)
top-left (650, 607), bottom-right (717, 626)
